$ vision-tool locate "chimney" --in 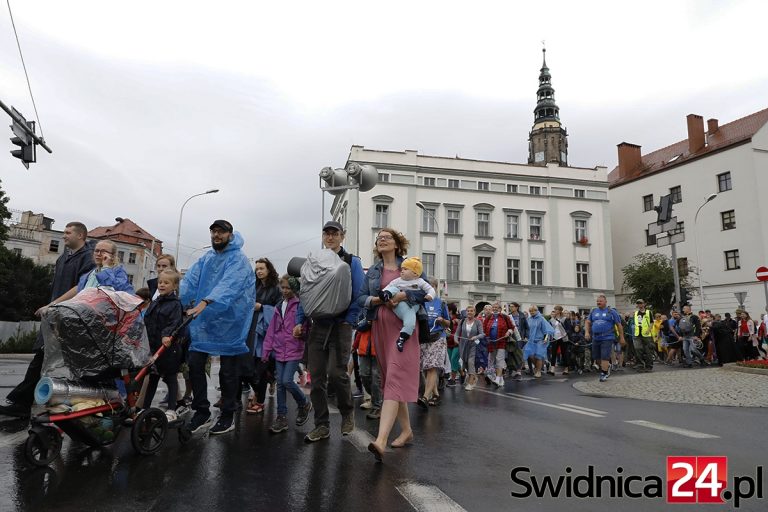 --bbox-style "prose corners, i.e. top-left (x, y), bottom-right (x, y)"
top-left (617, 142), bottom-right (642, 179)
top-left (687, 114), bottom-right (705, 153)
top-left (707, 118), bottom-right (719, 134)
